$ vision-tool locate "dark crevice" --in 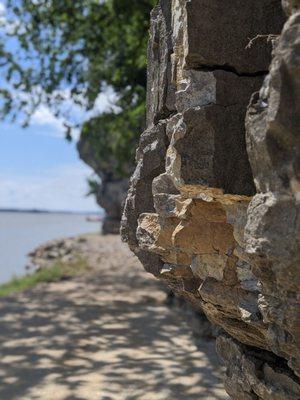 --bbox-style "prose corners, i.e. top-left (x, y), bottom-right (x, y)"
top-left (201, 102), bottom-right (240, 108)
top-left (153, 109), bottom-right (177, 125)
top-left (192, 63), bottom-right (268, 78)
